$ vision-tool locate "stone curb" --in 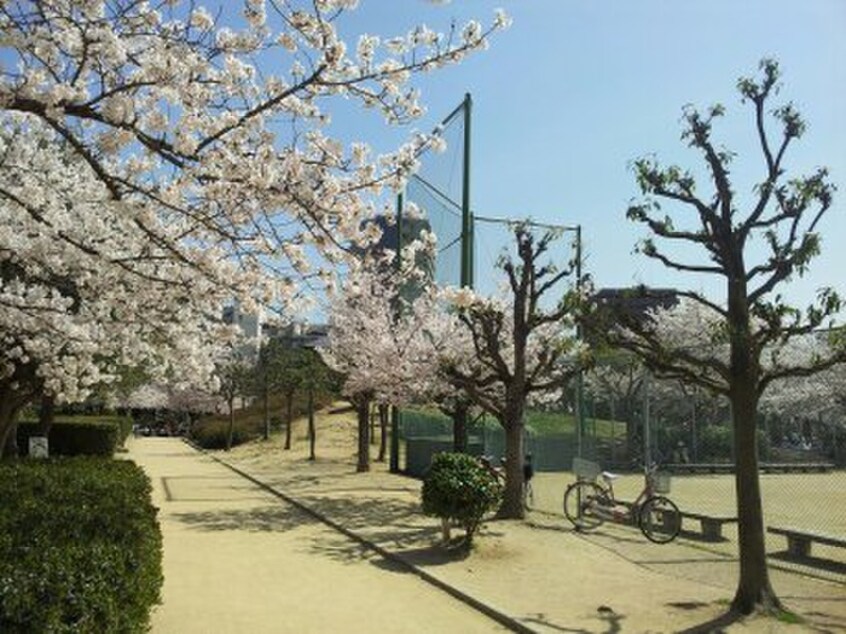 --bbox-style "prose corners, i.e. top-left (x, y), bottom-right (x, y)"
top-left (186, 440), bottom-right (536, 634)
